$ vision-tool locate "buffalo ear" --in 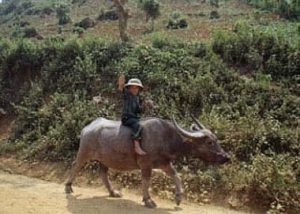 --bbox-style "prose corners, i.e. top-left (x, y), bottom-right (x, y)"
top-left (190, 123), bottom-right (201, 131)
